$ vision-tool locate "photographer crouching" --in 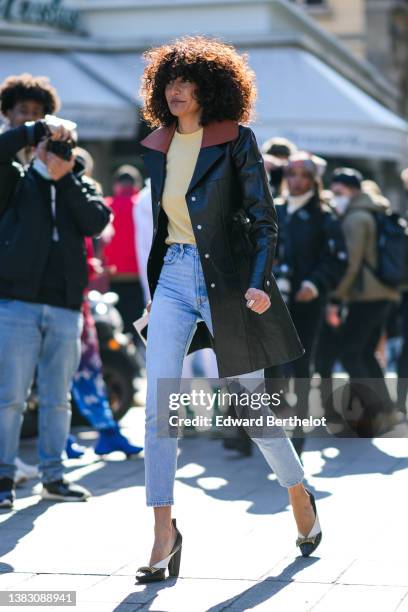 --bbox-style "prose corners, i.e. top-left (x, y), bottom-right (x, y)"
top-left (0, 114), bottom-right (111, 508)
